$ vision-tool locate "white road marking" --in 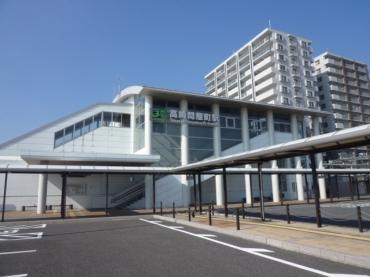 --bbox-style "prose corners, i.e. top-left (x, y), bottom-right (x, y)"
top-left (0, 232), bottom-right (43, 241)
top-left (241, 248), bottom-right (274, 253)
top-left (197, 234), bottom-right (217, 238)
top-left (140, 219), bottom-right (369, 277)
top-left (0, 250), bottom-right (36, 255)
top-left (0, 224), bottom-right (46, 230)
top-left (0, 273), bottom-right (28, 277)
top-left (169, 226), bottom-right (184, 229)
